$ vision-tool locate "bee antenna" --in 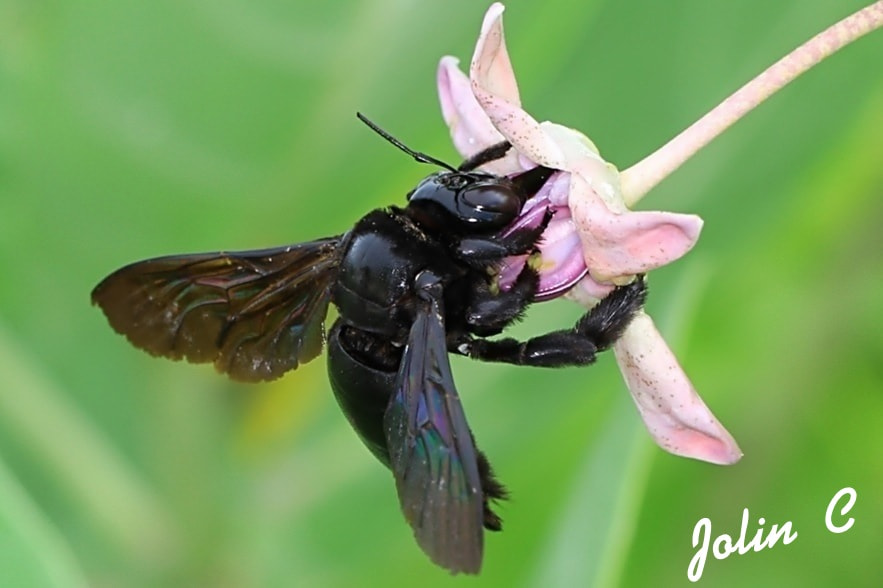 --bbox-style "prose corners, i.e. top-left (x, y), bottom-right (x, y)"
top-left (357, 112), bottom-right (457, 173)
